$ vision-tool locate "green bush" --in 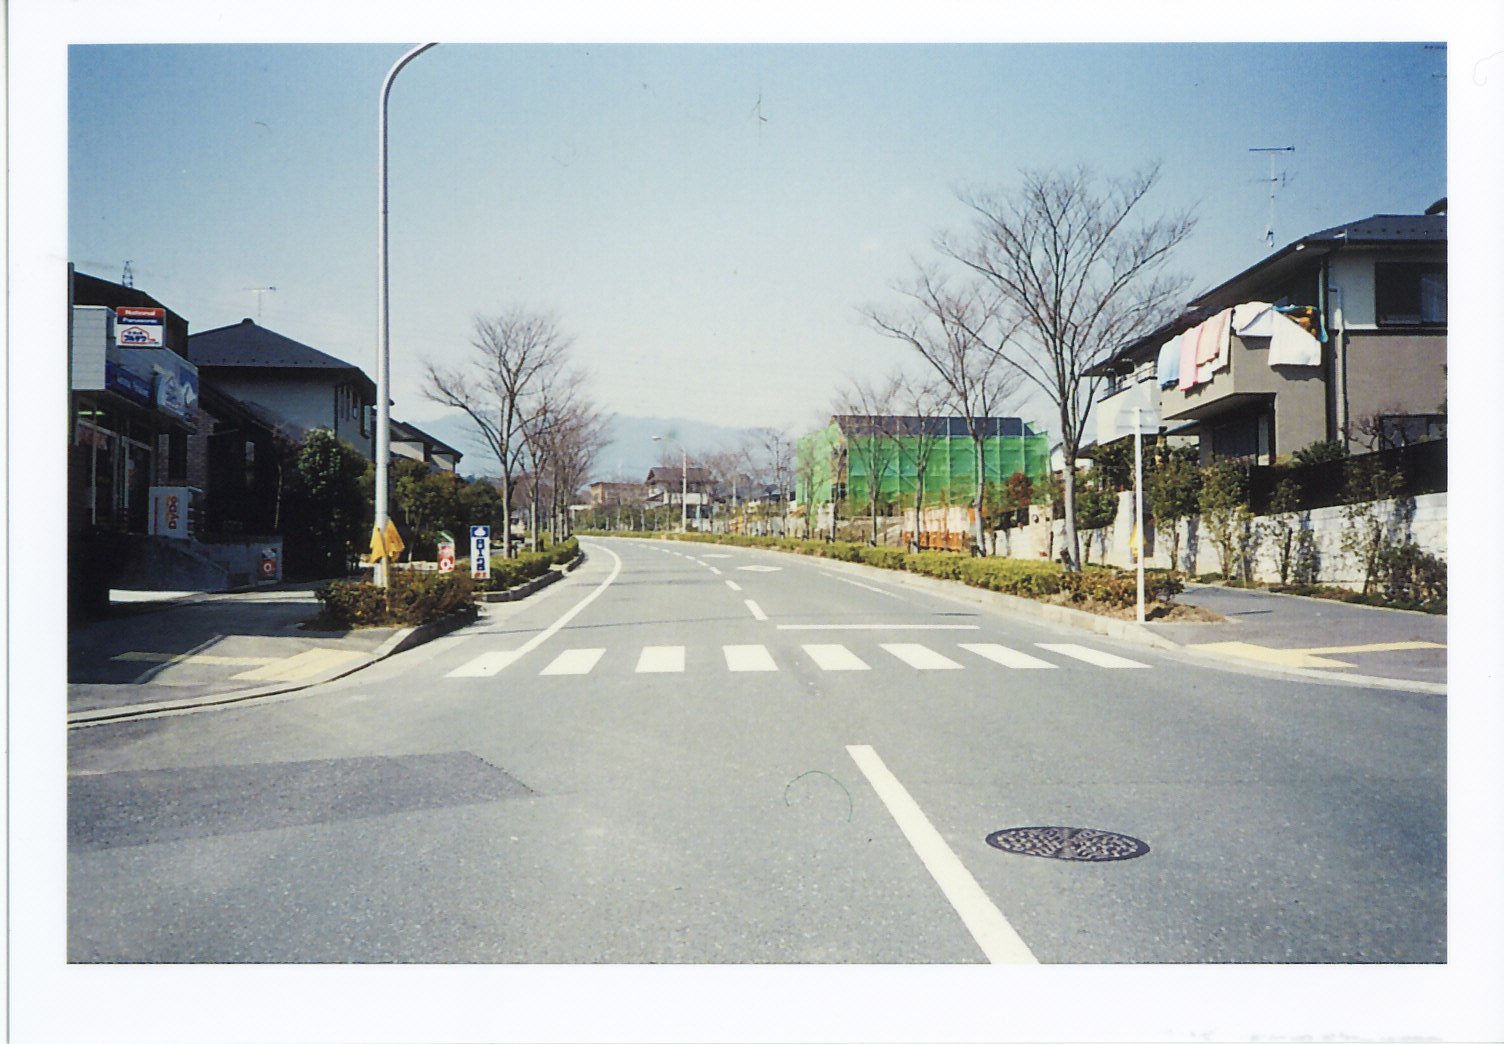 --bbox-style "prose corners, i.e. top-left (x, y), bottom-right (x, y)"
top-left (314, 569), bottom-right (477, 629)
top-left (1375, 541), bottom-right (1447, 612)
top-left (481, 536), bottom-right (580, 592)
